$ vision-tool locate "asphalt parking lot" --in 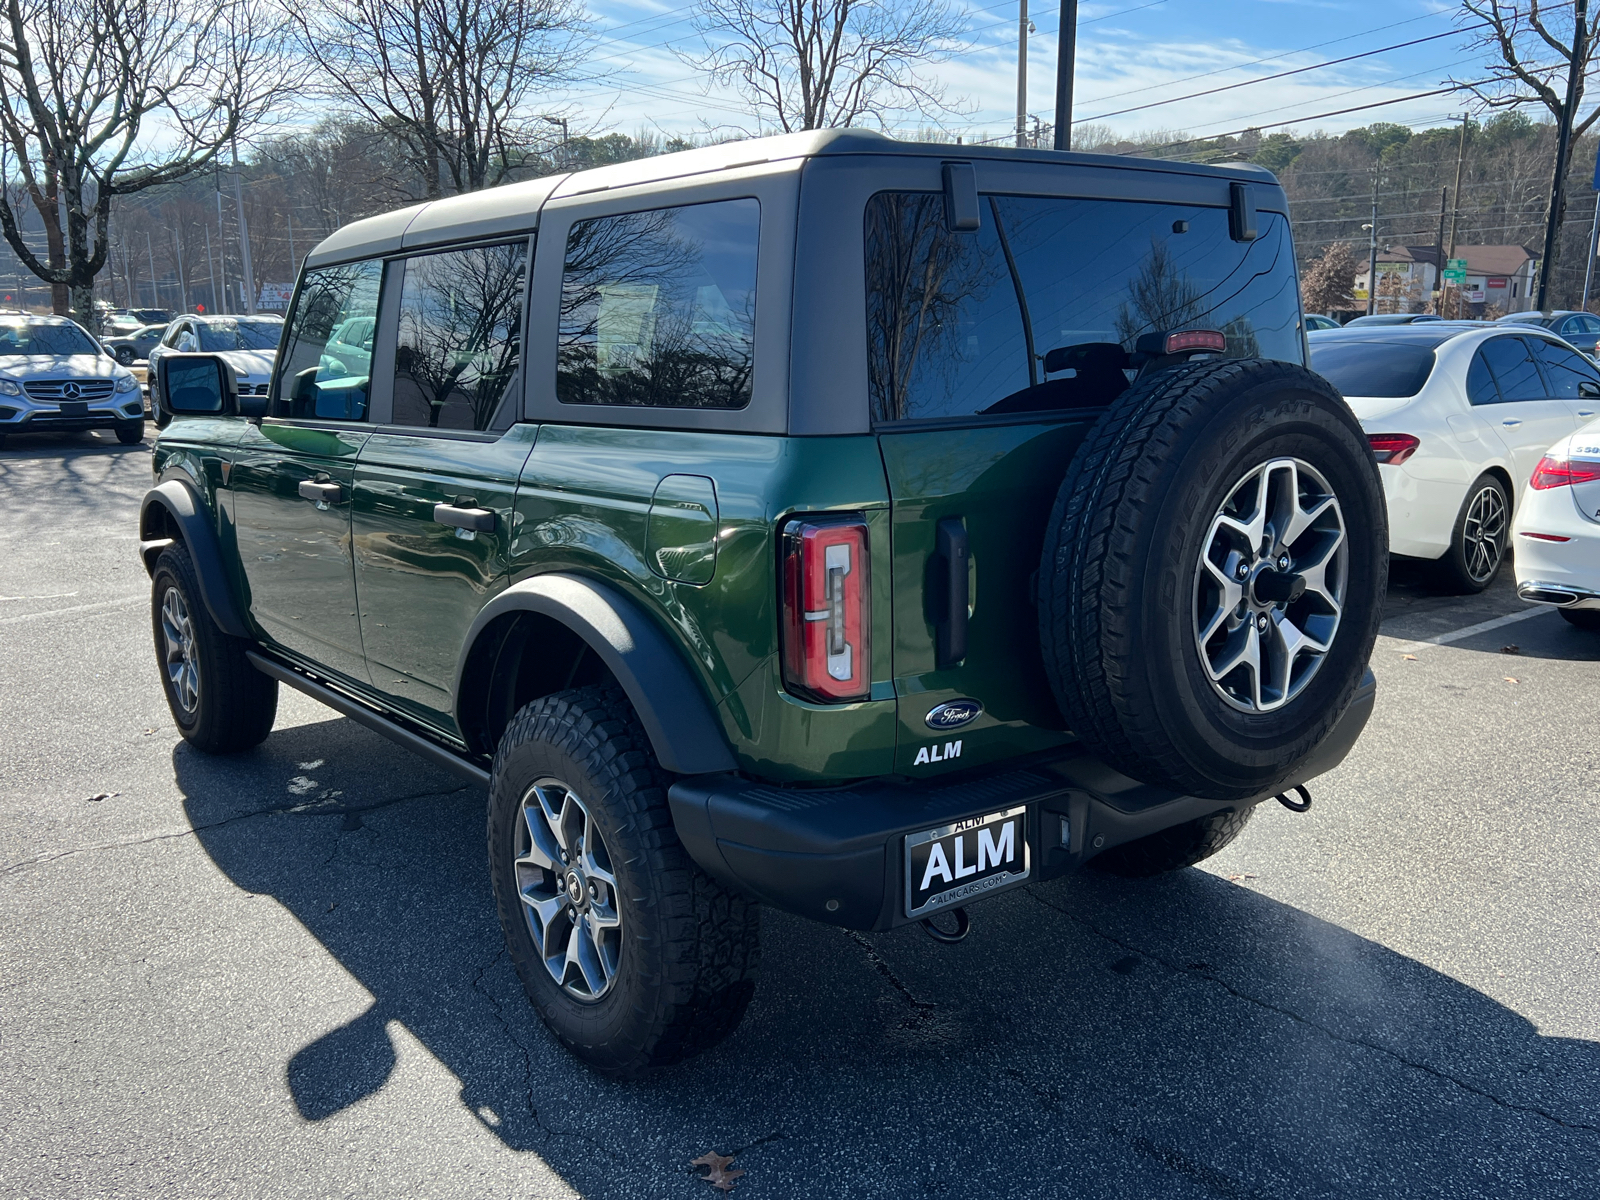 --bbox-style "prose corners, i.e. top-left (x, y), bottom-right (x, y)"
top-left (3, 430), bottom-right (1597, 1199)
